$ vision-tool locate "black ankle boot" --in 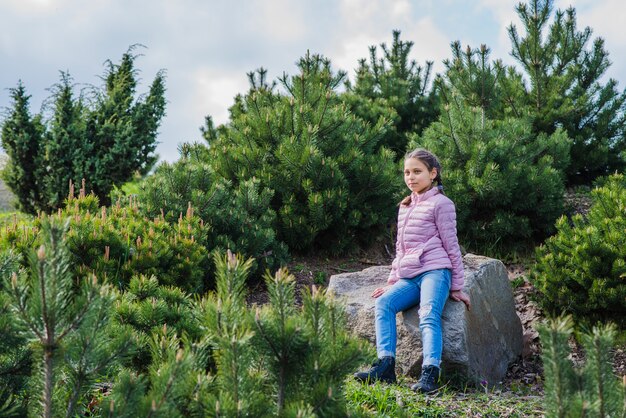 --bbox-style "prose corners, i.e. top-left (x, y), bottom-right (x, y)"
top-left (354, 356), bottom-right (396, 384)
top-left (410, 365), bottom-right (440, 393)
